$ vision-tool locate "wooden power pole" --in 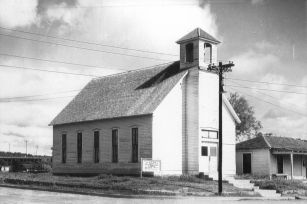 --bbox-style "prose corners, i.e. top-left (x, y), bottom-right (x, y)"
top-left (208, 61), bottom-right (234, 195)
